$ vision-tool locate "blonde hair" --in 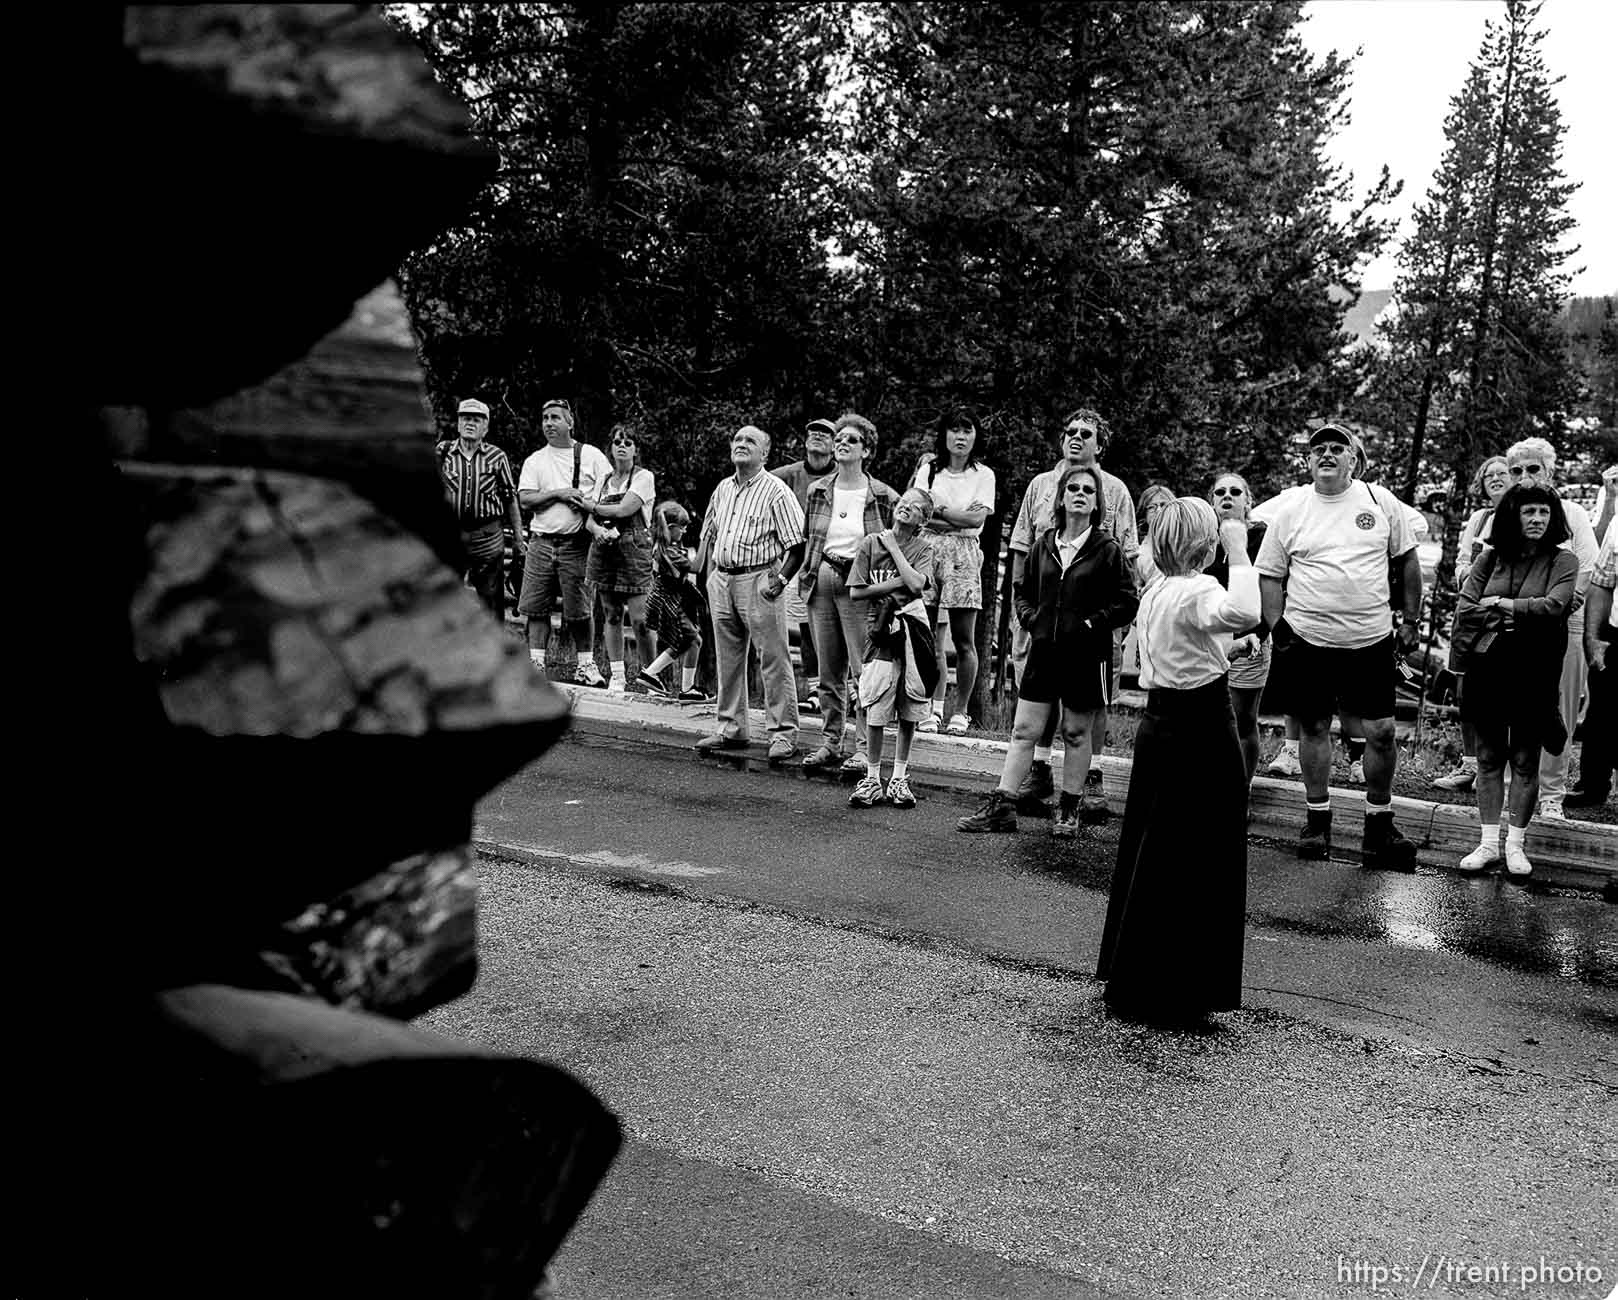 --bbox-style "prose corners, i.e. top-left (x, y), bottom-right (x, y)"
top-left (1151, 497), bottom-right (1219, 576)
